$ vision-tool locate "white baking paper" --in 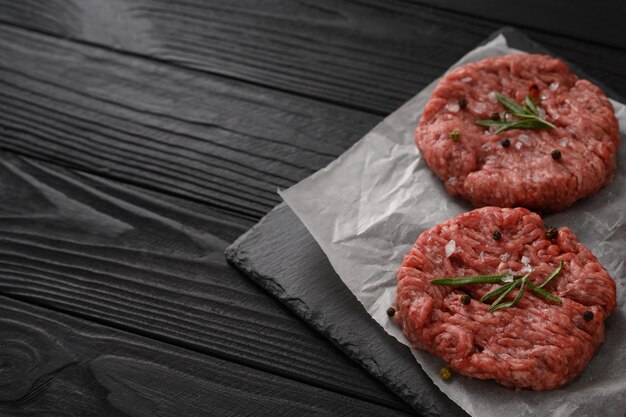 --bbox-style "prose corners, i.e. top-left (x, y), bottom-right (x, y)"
top-left (280, 34), bottom-right (626, 417)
